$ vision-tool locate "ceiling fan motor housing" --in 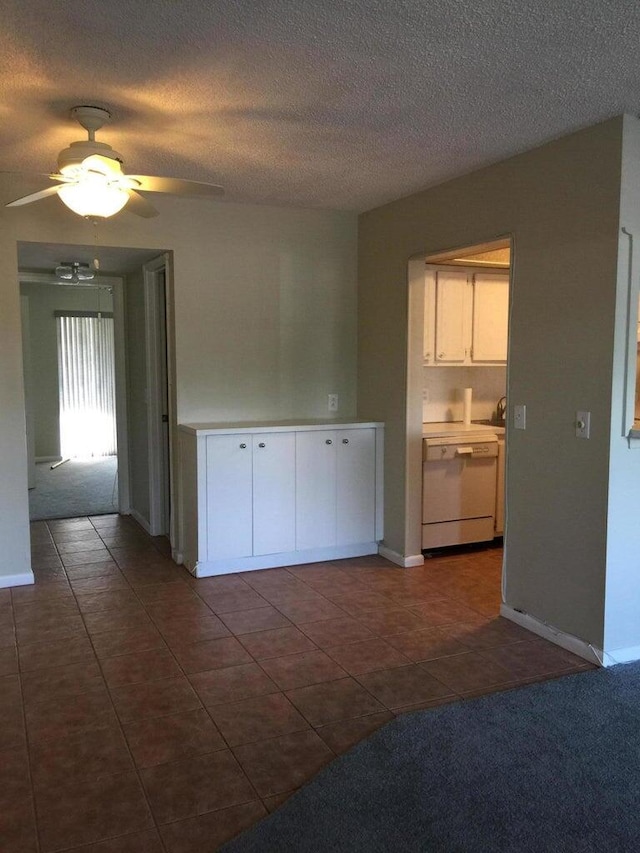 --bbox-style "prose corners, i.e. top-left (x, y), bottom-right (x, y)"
top-left (57, 140), bottom-right (123, 172)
